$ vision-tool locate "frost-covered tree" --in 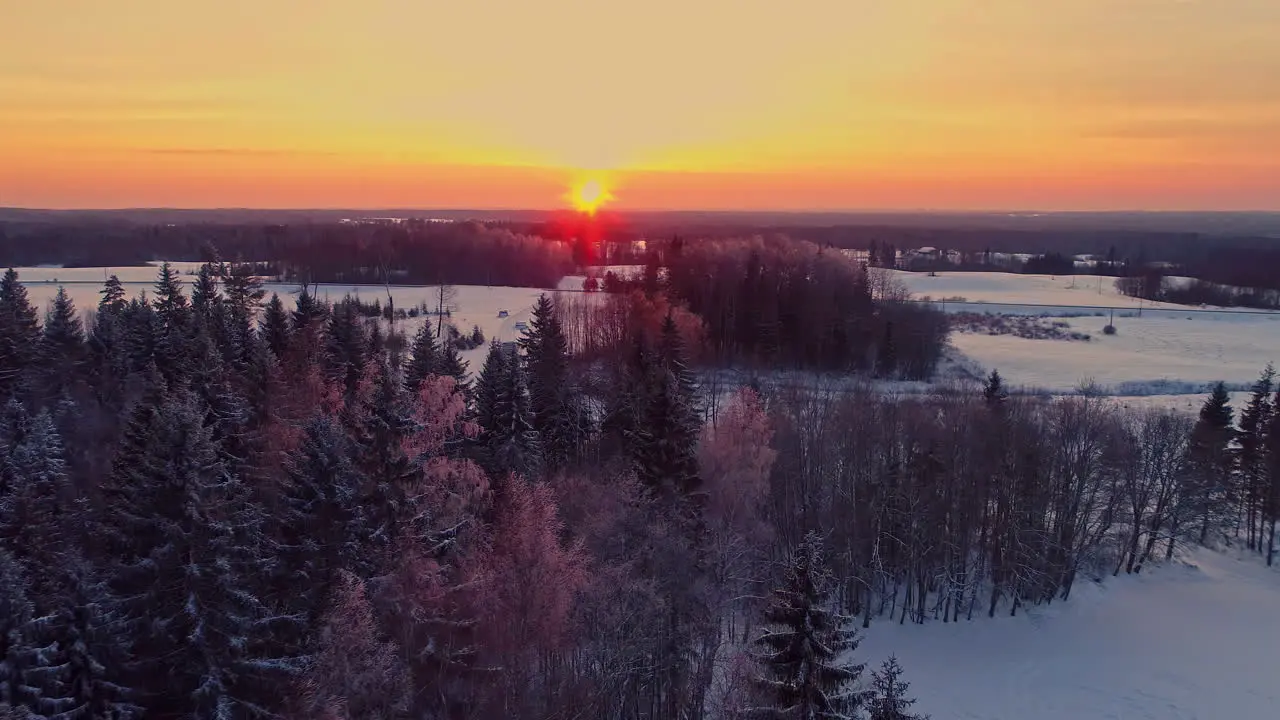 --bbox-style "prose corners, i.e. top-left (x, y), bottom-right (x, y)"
top-left (352, 362), bottom-right (418, 558)
top-left (296, 571), bottom-right (407, 720)
top-left (0, 549), bottom-right (42, 715)
top-left (36, 287), bottom-right (86, 402)
top-left (1, 410), bottom-right (74, 608)
top-left (35, 562), bottom-right (139, 720)
top-left (100, 389), bottom-right (294, 718)
top-left (635, 315), bottom-right (702, 510)
top-left (1186, 382), bottom-right (1235, 545)
top-left (751, 533), bottom-right (869, 720)
top-left (519, 294), bottom-right (581, 470)
top-left (280, 415), bottom-right (368, 613)
top-left (404, 323), bottom-right (440, 395)
top-left (437, 341), bottom-right (470, 404)
top-left (325, 298), bottom-right (367, 398)
top-left (0, 269), bottom-right (40, 399)
top-left (1237, 365), bottom-right (1274, 551)
top-left (260, 293), bottom-right (292, 361)
top-left (867, 657), bottom-right (927, 720)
